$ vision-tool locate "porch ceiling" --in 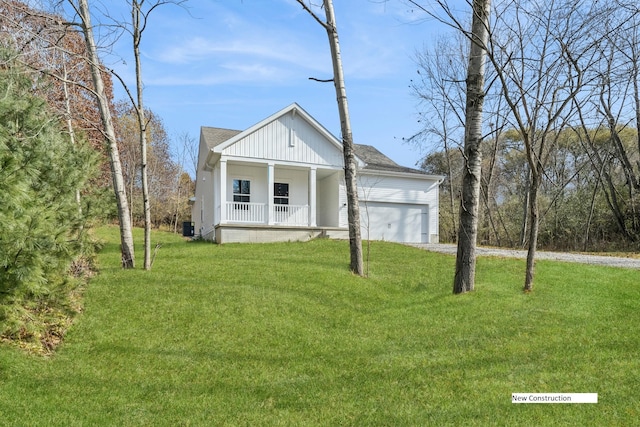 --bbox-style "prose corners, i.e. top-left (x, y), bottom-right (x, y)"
top-left (223, 159), bottom-right (340, 179)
